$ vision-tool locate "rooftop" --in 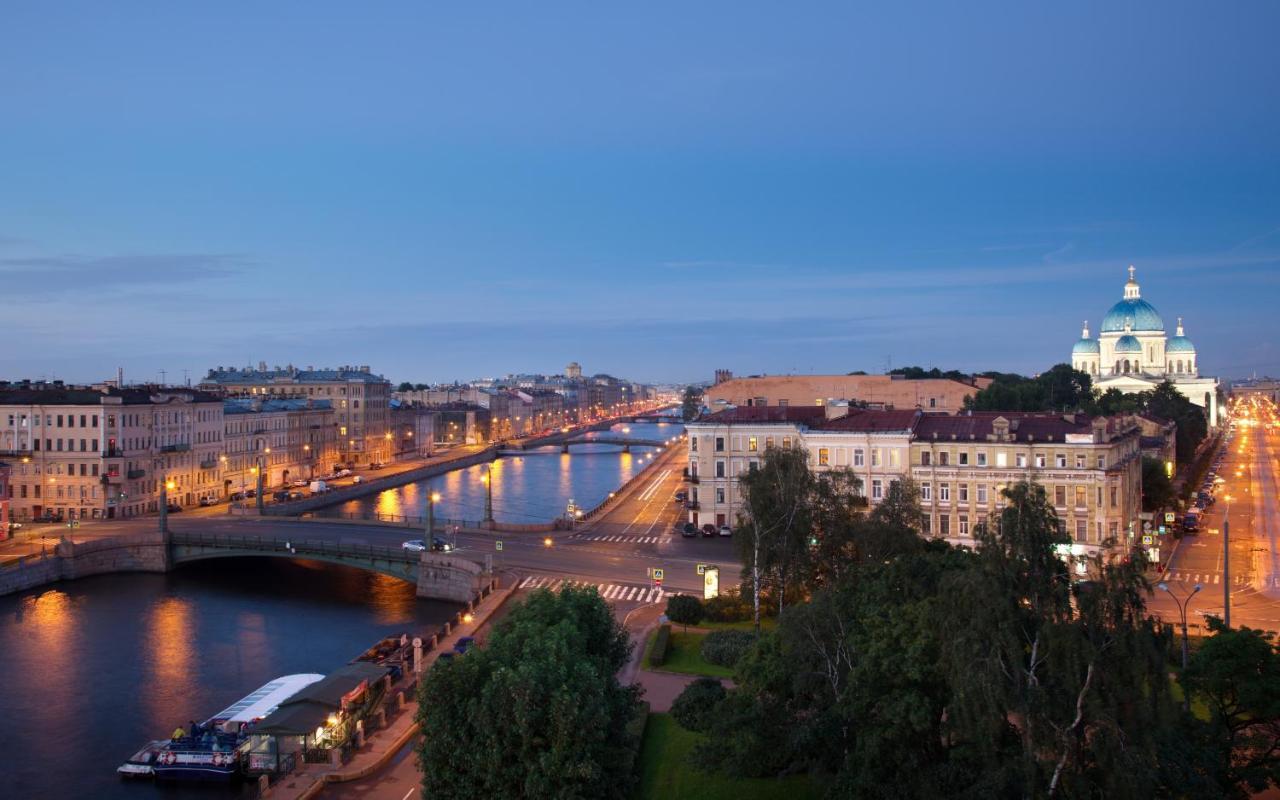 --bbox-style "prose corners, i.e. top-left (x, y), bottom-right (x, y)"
top-left (204, 365), bottom-right (389, 385)
top-left (694, 406), bottom-right (828, 424)
top-left (811, 409), bottom-right (922, 432)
